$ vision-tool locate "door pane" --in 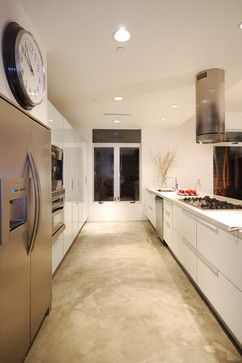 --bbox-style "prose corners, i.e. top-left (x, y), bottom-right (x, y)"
top-left (120, 148), bottom-right (139, 201)
top-left (94, 148), bottom-right (114, 201)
